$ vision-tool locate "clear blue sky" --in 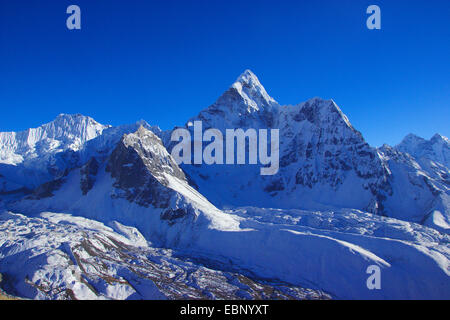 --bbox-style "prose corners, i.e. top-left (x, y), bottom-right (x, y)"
top-left (0, 0), bottom-right (449, 146)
